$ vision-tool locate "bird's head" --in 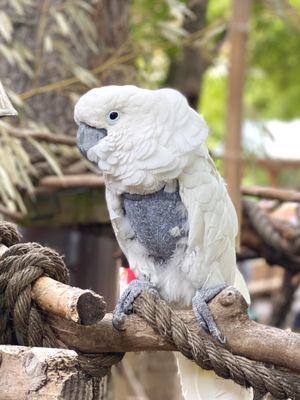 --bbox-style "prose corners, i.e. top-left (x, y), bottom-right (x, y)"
top-left (74, 85), bottom-right (208, 193)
